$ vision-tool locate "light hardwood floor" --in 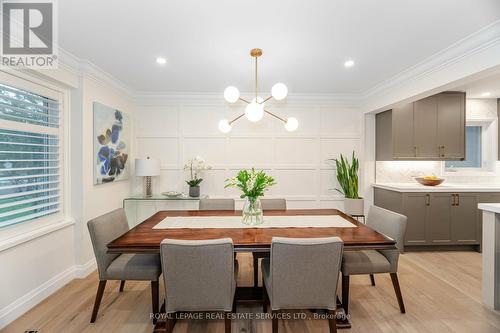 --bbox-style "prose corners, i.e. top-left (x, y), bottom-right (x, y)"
top-left (3, 251), bottom-right (500, 333)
